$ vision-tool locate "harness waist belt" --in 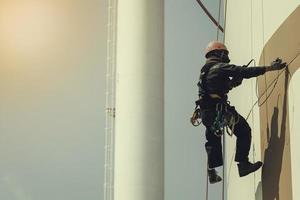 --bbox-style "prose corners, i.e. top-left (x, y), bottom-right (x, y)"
top-left (209, 94), bottom-right (224, 99)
